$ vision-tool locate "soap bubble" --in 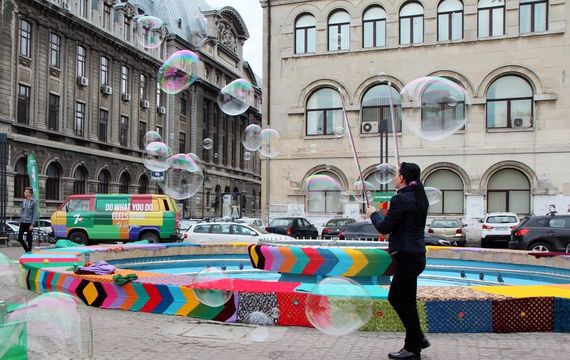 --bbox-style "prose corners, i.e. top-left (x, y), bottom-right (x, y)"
top-left (259, 129), bottom-right (281, 158)
top-left (339, 191), bottom-right (350, 203)
top-left (400, 76), bottom-right (470, 141)
top-left (333, 127), bottom-right (345, 138)
top-left (245, 311), bottom-right (274, 342)
top-left (353, 179), bottom-right (375, 204)
top-left (244, 152), bottom-right (252, 161)
top-left (242, 124), bottom-right (262, 151)
top-left (374, 163), bottom-right (397, 185)
top-left (135, 16), bottom-right (166, 49)
top-left (202, 138), bottom-right (213, 150)
top-left (143, 142), bottom-right (172, 172)
top-left (191, 267), bottom-right (233, 307)
top-left (305, 174), bottom-right (344, 212)
top-left (143, 131), bottom-right (162, 147)
top-left (217, 79), bottom-right (254, 116)
top-left (425, 186), bottom-right (442, 205)
top-left (187, 152), bottom-right (202, 166)
top-left (157, 50), bottom-right (199, 94)
top-left (305, 277), bottom-right (372, 336)
top-left (159, 154), bottom-right (204, 200)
